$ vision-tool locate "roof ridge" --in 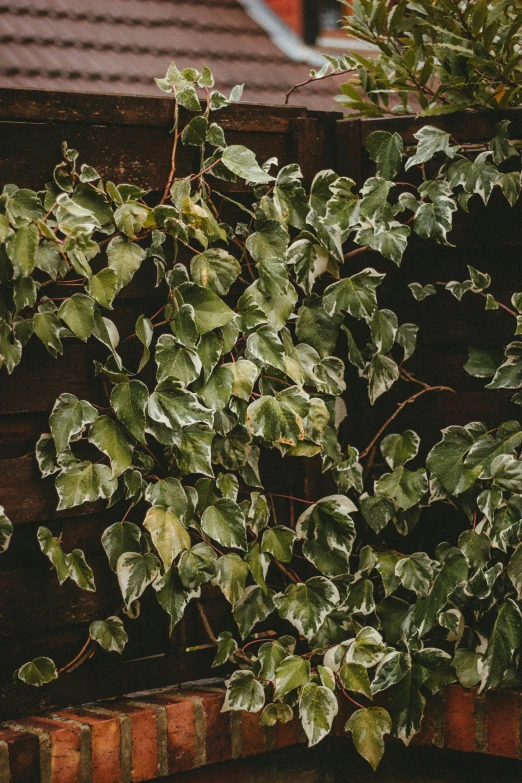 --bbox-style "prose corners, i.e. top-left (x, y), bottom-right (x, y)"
top-left (0, 4), bottom-right (262, 34)
top-left (0, 35), bottom-right (291, 63)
